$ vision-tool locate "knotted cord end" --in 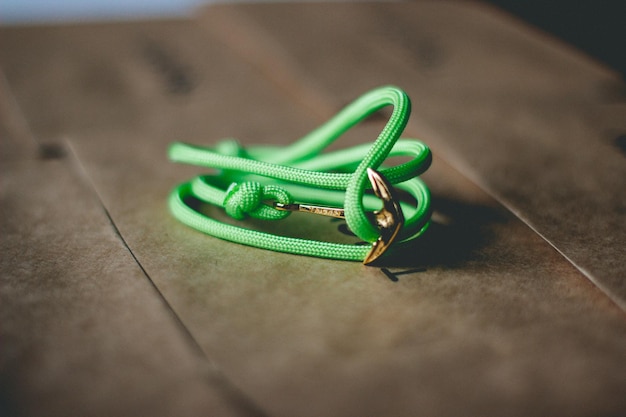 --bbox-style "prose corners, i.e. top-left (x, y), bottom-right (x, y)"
top-left (223, 182), bottom-right (293, 221)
